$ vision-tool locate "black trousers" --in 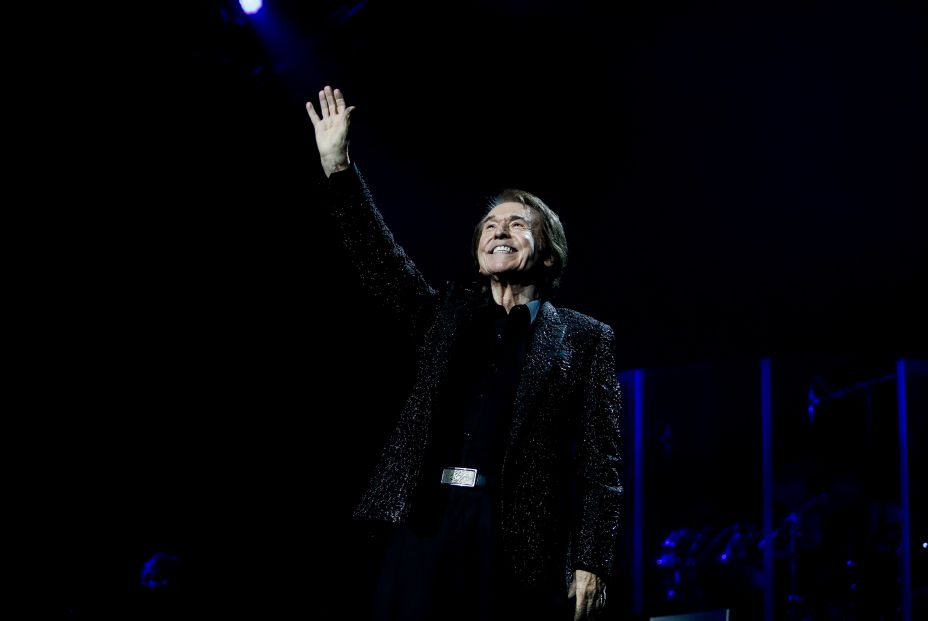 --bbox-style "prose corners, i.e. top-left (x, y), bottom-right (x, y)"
top-left (371, 484), bottom-right (572, 621)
